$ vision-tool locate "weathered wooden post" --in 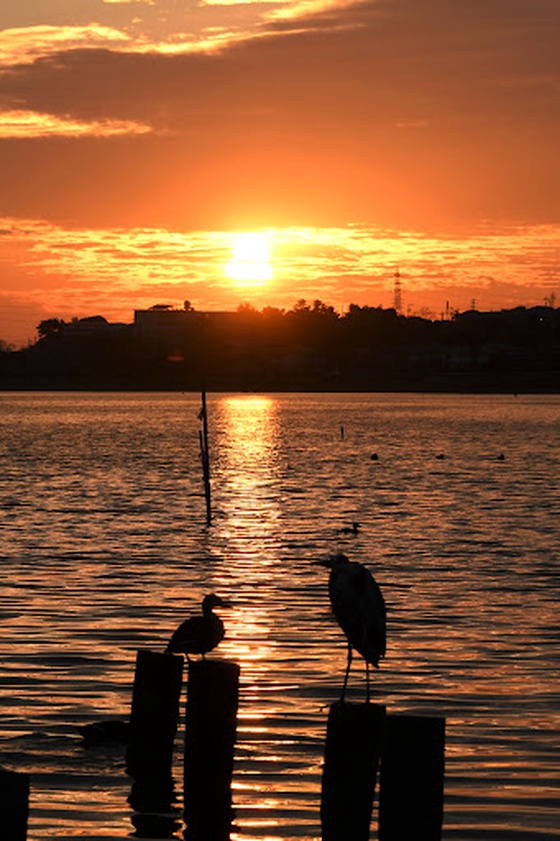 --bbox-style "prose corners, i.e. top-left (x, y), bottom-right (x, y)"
top-left (183, 659), bottom-right (240, 840)
top-left (0, 768), bottom-right (29, 841)
top-left (126, 649), bottom-right (184, 811)
top-left (378, 714), bottom-right (445, 841)
top-left (321, 702), bottom-right (386, 841)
